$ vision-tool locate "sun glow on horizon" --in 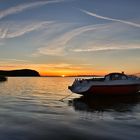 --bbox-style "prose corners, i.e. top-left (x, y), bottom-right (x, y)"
top-left (39, 70), bottom-right (109, 77)
top-left (38, 68), bottom-right (139, 77)
top-left (0, 65), bottom-right (139, 77)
